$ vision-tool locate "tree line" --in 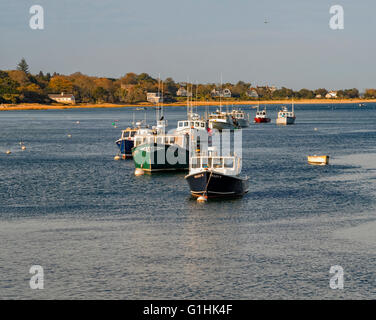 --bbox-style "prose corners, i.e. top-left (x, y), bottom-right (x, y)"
top-left (1, 59), bottom-right (375, 105)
